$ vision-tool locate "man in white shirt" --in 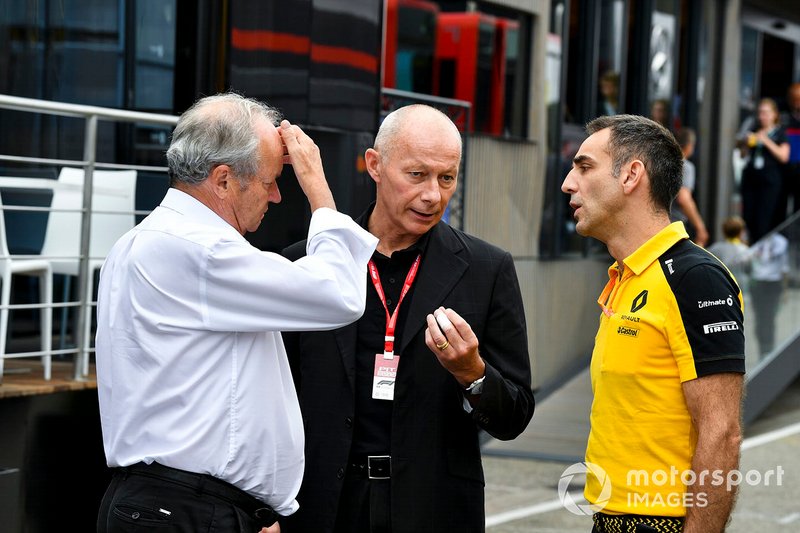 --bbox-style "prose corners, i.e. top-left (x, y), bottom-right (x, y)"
top-left (95, 92), bottom-right (377, 533)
